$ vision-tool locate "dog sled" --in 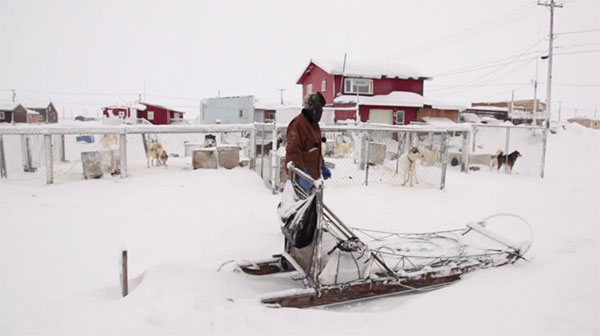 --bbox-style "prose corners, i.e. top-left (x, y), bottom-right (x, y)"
top-left (231, 163), bottom-right (532, 308)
